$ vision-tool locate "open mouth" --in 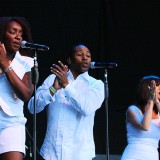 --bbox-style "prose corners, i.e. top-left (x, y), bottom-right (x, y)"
top-left (82, 62), bottom-right (88, 68)
top-left (13, 42), bottom-right (21, 48)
